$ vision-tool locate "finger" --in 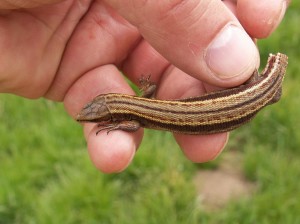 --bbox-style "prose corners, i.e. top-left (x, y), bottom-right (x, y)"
top-left (64, 64), bottom-right (143, 173)
top-left (122, 40), bottom-right (170, 85)
top-left (86, 126), bottom-right (142, 173)
top-left (222, 0), bottom-right (237, 15)
top-left (45, 1), bottom-right (140, 101)
top-left (0, 0), bottom-right (63, 9)
top-left (236, 0), bottom-right (288, 38)
top-left (175, 133), bottom-right (229, 163)
top-left (104, 0), bottom-right (259, 88)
